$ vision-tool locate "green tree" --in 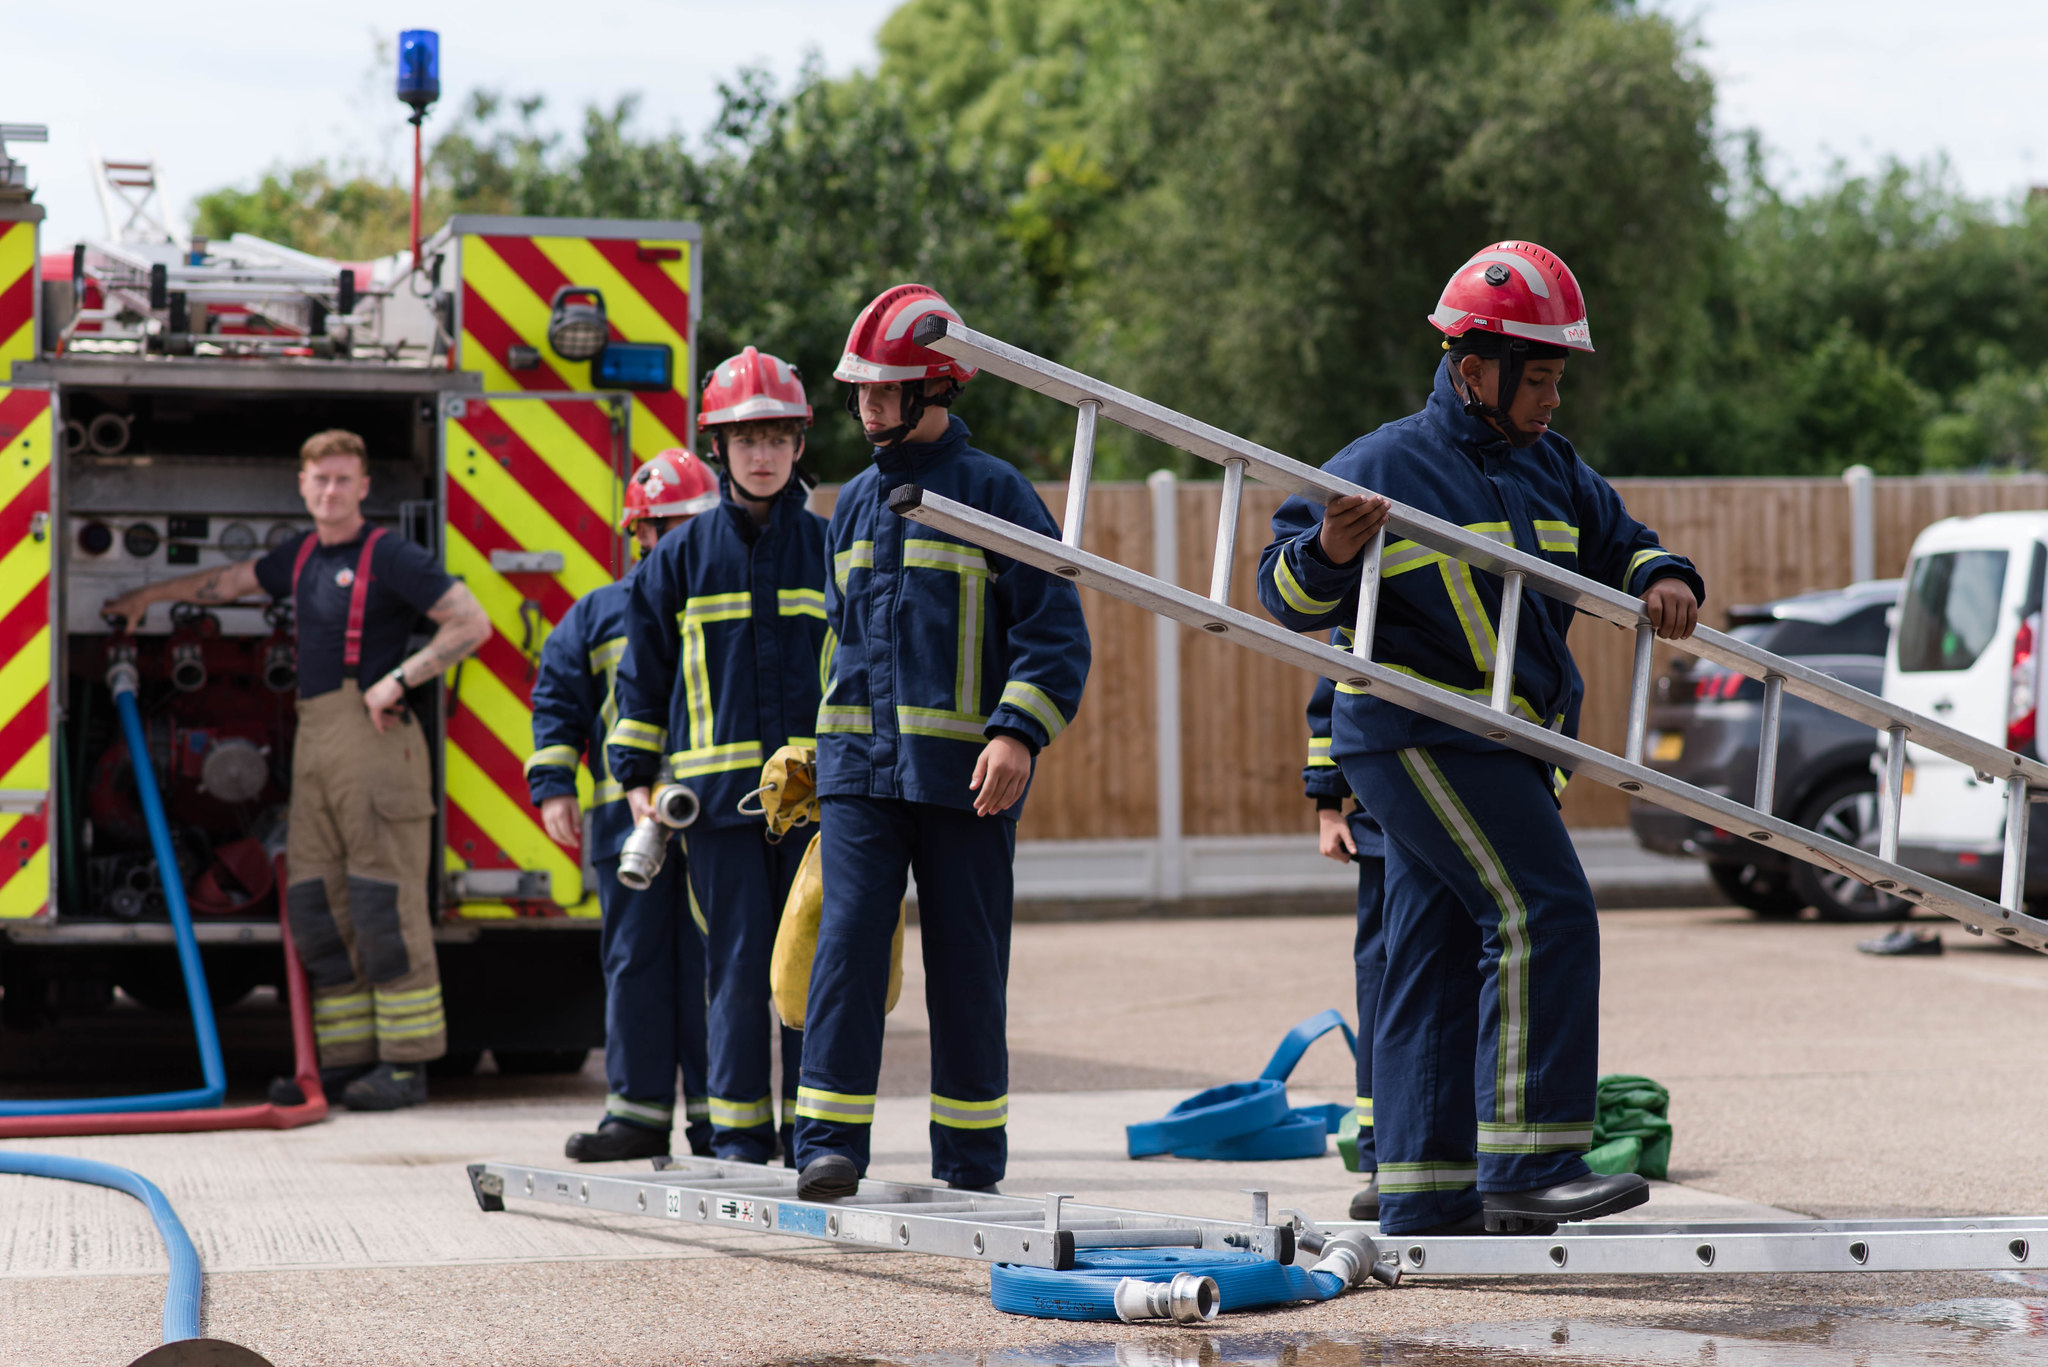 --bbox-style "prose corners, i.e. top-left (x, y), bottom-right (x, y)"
top-left (192, 163), bottom-right (418, 261)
